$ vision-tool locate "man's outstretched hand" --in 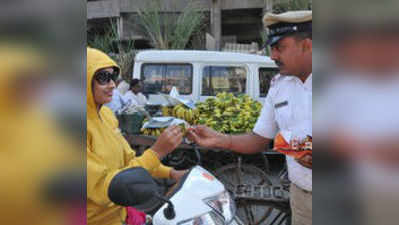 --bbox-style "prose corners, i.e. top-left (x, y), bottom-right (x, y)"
top-left (186, 125), bottom-right (225, 149)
